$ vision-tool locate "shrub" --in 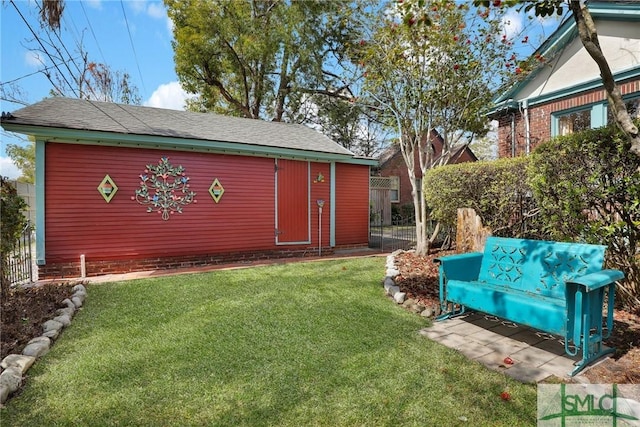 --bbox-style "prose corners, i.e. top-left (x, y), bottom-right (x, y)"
top-left (392, 203), bottom-right (415, 222)
top-left (0, 176), bottom-right (28, 303)
top-left (528, 123), bottom-right (640, 311)
top-left (423, 157), bottom-right (540, 238)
